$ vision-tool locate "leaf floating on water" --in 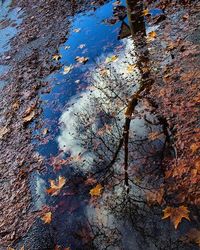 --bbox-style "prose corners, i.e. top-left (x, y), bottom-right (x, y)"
top-left (73, 28), bottom-right (81, 33)
top-left (142, 9), bottom-right (149, 16)
top-left (90, 184), bottom-right (103, 196)
top-left (41, 212), bottom-right (52, 224)
top-left (46, 176), bottom-right (66, 196)
top-left (105, 55), bottom-right (118, 63)
top-left (127, 64), bottom-right (136, 73)
top-left (147, 31), bottom-right (157, 42)
top-left (162, 205), bottom-right (190, 229)
top-left (64, 45), bottom-right (70, 50)
top-left (75, 79), bottom-right (80, 84)
top-left (75, 56), bottom-right (89, 64)
top-left (78, 44), bottom-right (86, 49)
top-left (113, 0), bottom-right (121, 6)
top-left (63, 65), bottom-right (73, 75)
top-left (52, 54), bottom-right (62, 61)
